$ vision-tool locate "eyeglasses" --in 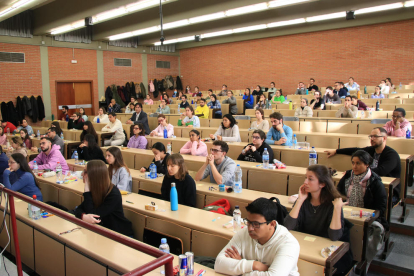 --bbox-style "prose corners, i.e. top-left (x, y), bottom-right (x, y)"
top-left (210, 148), bottom-right (222, 153)
top-left (243, 218), bottom-right (271, 229)
top-left (368, 135), bottom-right (384, 139)
top-left (252, 136), bottom-right (261, 140)
top-left (133, 127), bottom-right (140, 130)
top-left (391, 115), bottom-right (402, 118)
top-left (157, 120), bottom-right (164, 123)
